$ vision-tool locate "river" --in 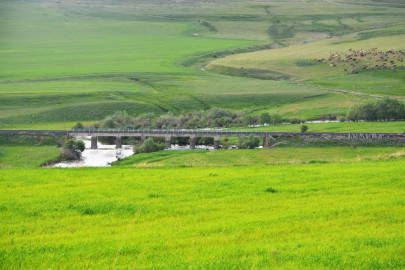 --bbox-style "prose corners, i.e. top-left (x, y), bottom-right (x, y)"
top-left (54, 136), bottom-right (218, 167)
